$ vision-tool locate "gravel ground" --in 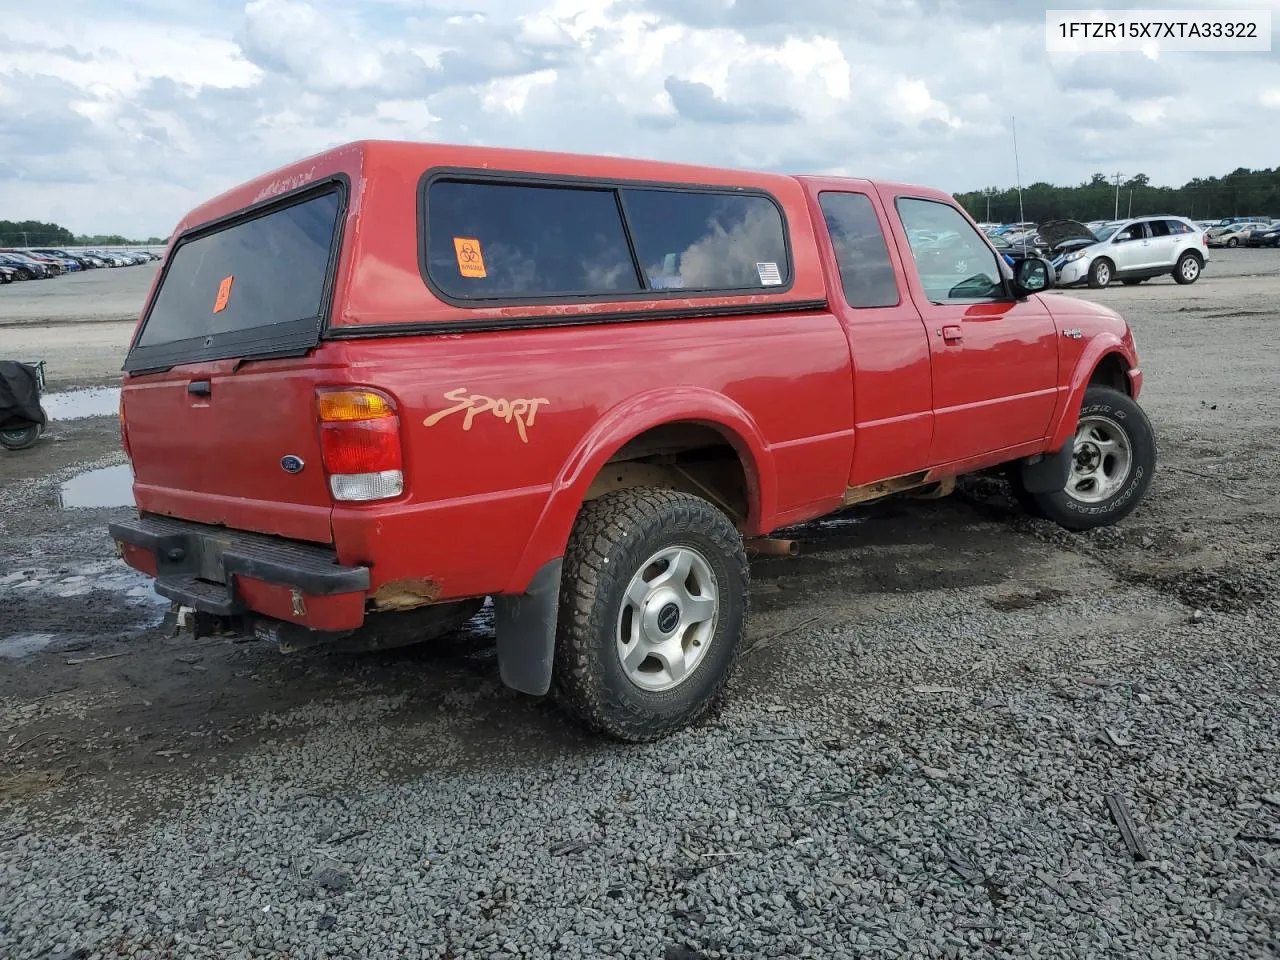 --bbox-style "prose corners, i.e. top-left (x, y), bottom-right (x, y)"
top-left (1, 251), bottom-right (1278, 959)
